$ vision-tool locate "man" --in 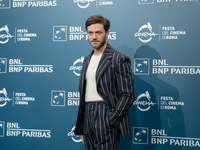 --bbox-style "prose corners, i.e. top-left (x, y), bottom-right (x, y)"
top-left (75, 15), bottom-right (135, 150)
